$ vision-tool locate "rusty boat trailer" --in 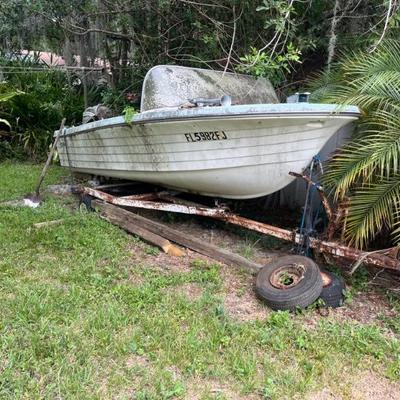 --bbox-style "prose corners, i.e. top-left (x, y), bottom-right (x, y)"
top-left (80, 180), bottom-right (400, 273)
